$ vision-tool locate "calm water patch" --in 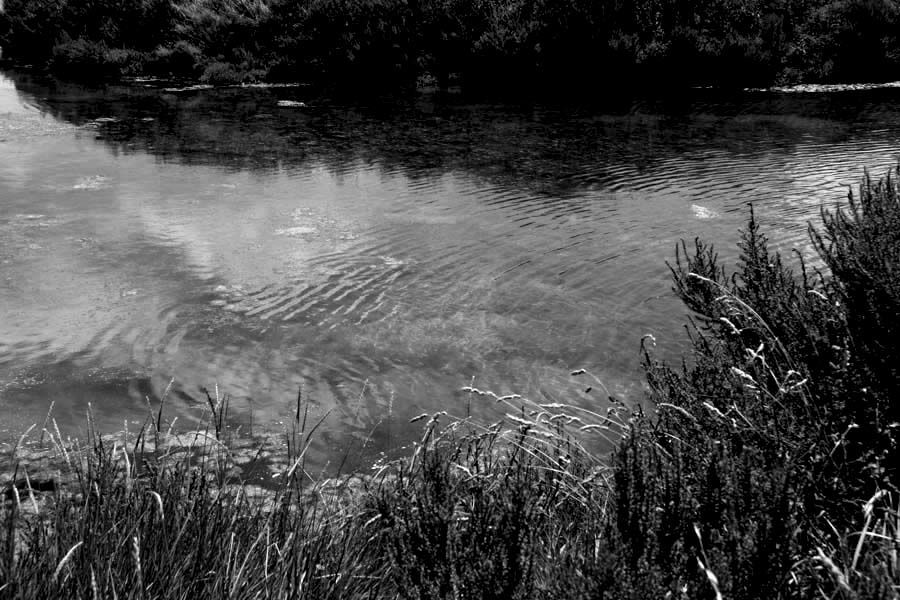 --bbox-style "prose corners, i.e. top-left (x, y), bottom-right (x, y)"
top-left (2, 72), bottom-right (899, 471)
